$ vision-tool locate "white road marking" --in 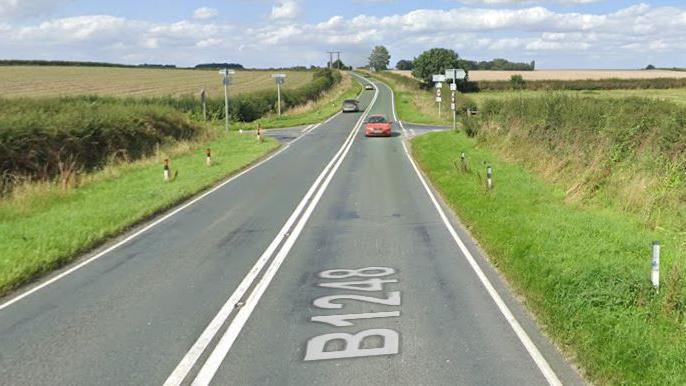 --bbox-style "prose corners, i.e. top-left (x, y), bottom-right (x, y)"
top-left (382, 80), bottom-right (562, 386)
top-left (0, 122), bottom-right (330, 313)
top-left (168, 76), bottom-right (379, 386)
